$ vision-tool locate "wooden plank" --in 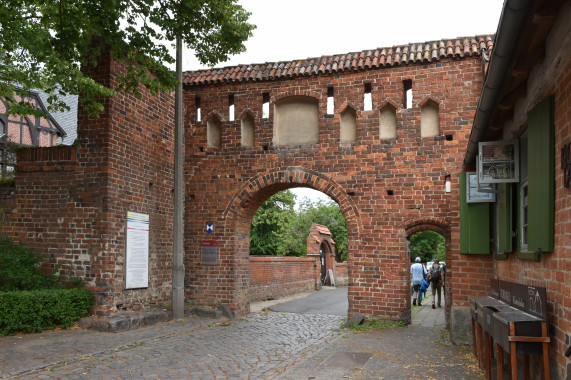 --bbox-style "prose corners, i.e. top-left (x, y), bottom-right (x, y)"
top-left (508, 336), bottom-right (550, 343)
